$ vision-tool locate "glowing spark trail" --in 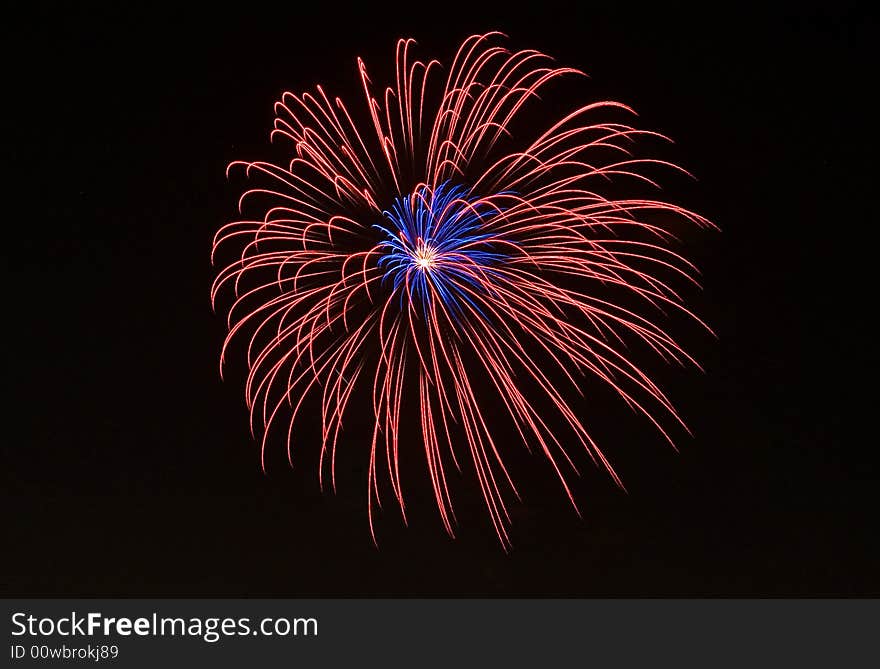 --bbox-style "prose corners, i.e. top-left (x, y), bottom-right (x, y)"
top-left (211, 33), bottom-right (715, 548)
